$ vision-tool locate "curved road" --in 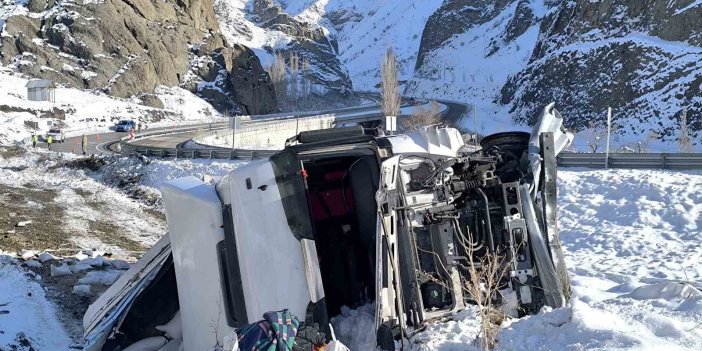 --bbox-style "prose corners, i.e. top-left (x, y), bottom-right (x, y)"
top-left (44, 98), bottom-right (470, 156)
